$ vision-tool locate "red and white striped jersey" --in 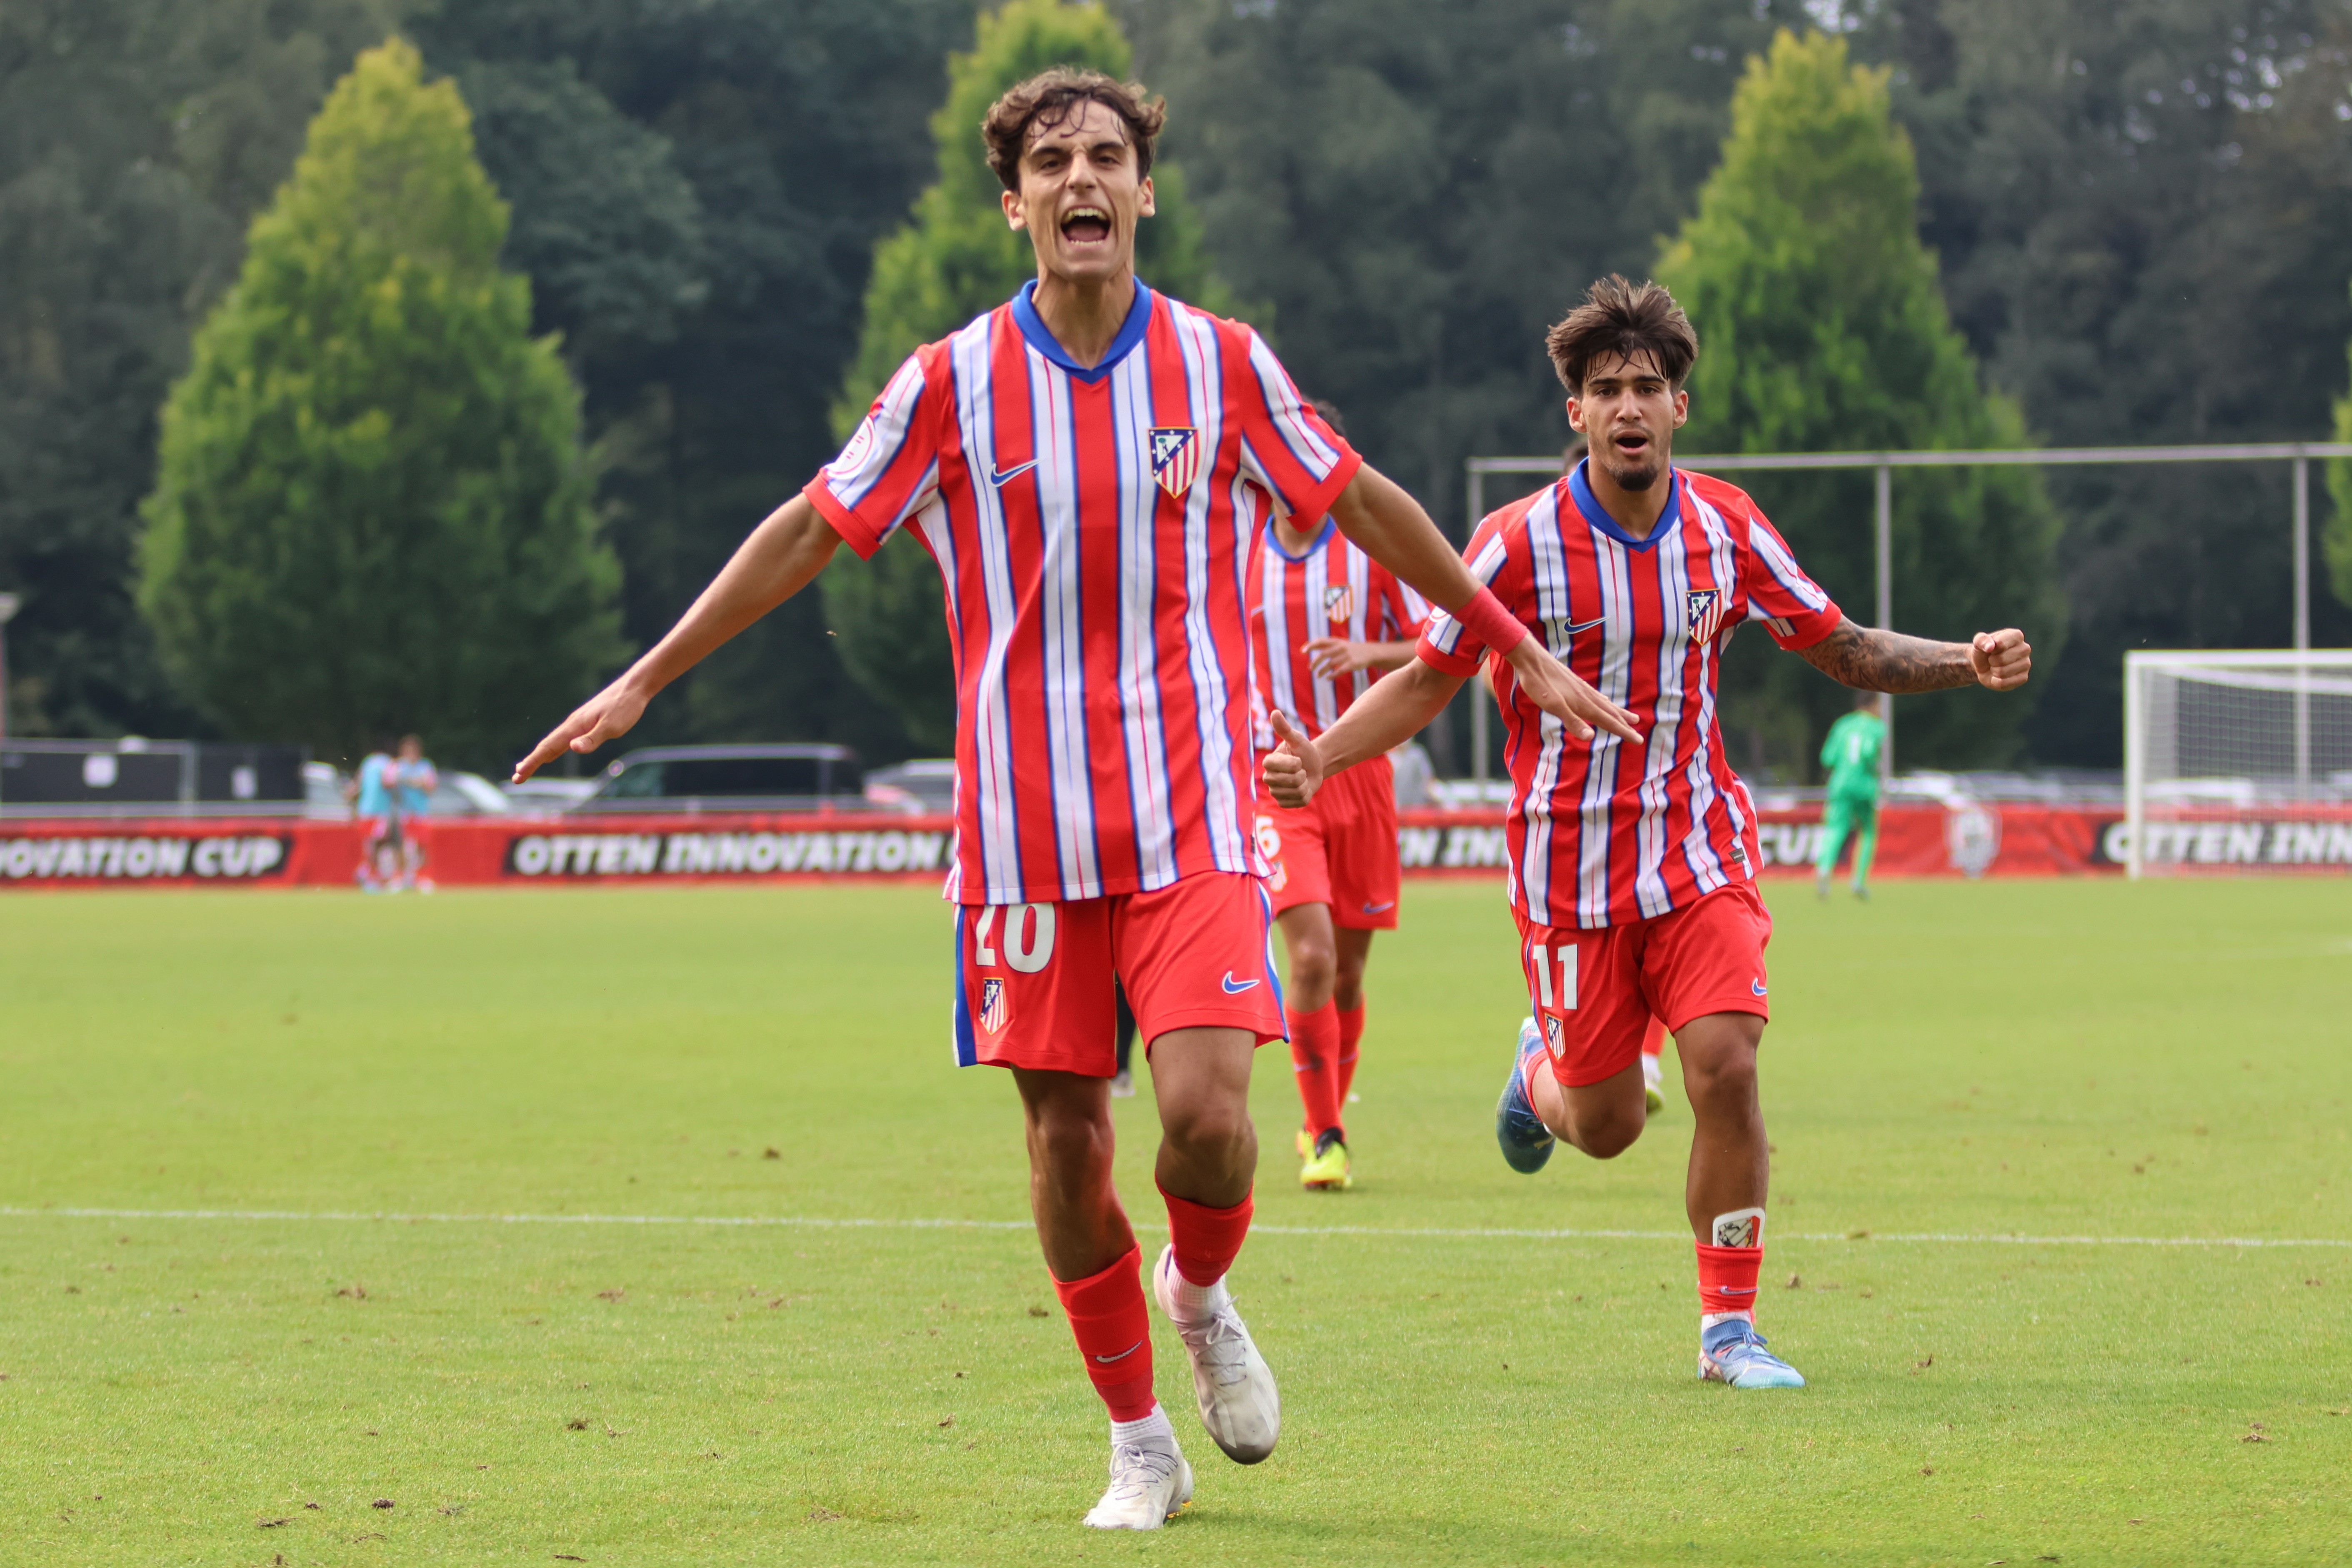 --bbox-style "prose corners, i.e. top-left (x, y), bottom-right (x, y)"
top-left (805, 281), bottom-right (1360, 905)
top-left (1418, 462), bottom-right (1843, 929)
top-left (1248, 518), bottom-right (1429, 746)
